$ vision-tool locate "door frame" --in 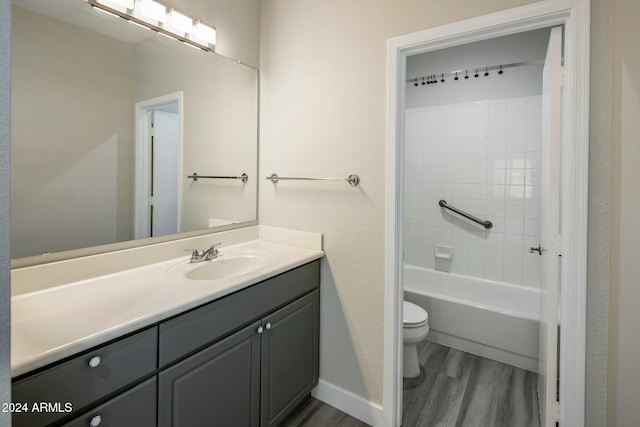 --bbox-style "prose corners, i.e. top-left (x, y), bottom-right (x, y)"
top-left (384, 1), bottom-right (590, 426)
top-left (134, 92), bottom-right (184, 239)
